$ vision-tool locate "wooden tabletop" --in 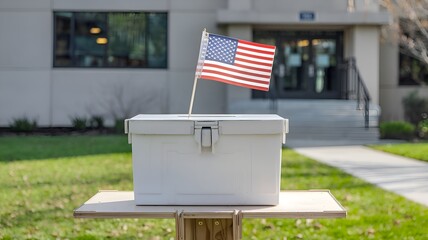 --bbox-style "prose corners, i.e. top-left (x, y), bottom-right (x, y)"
top-left (74, 190), bottom-right (346, 219)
